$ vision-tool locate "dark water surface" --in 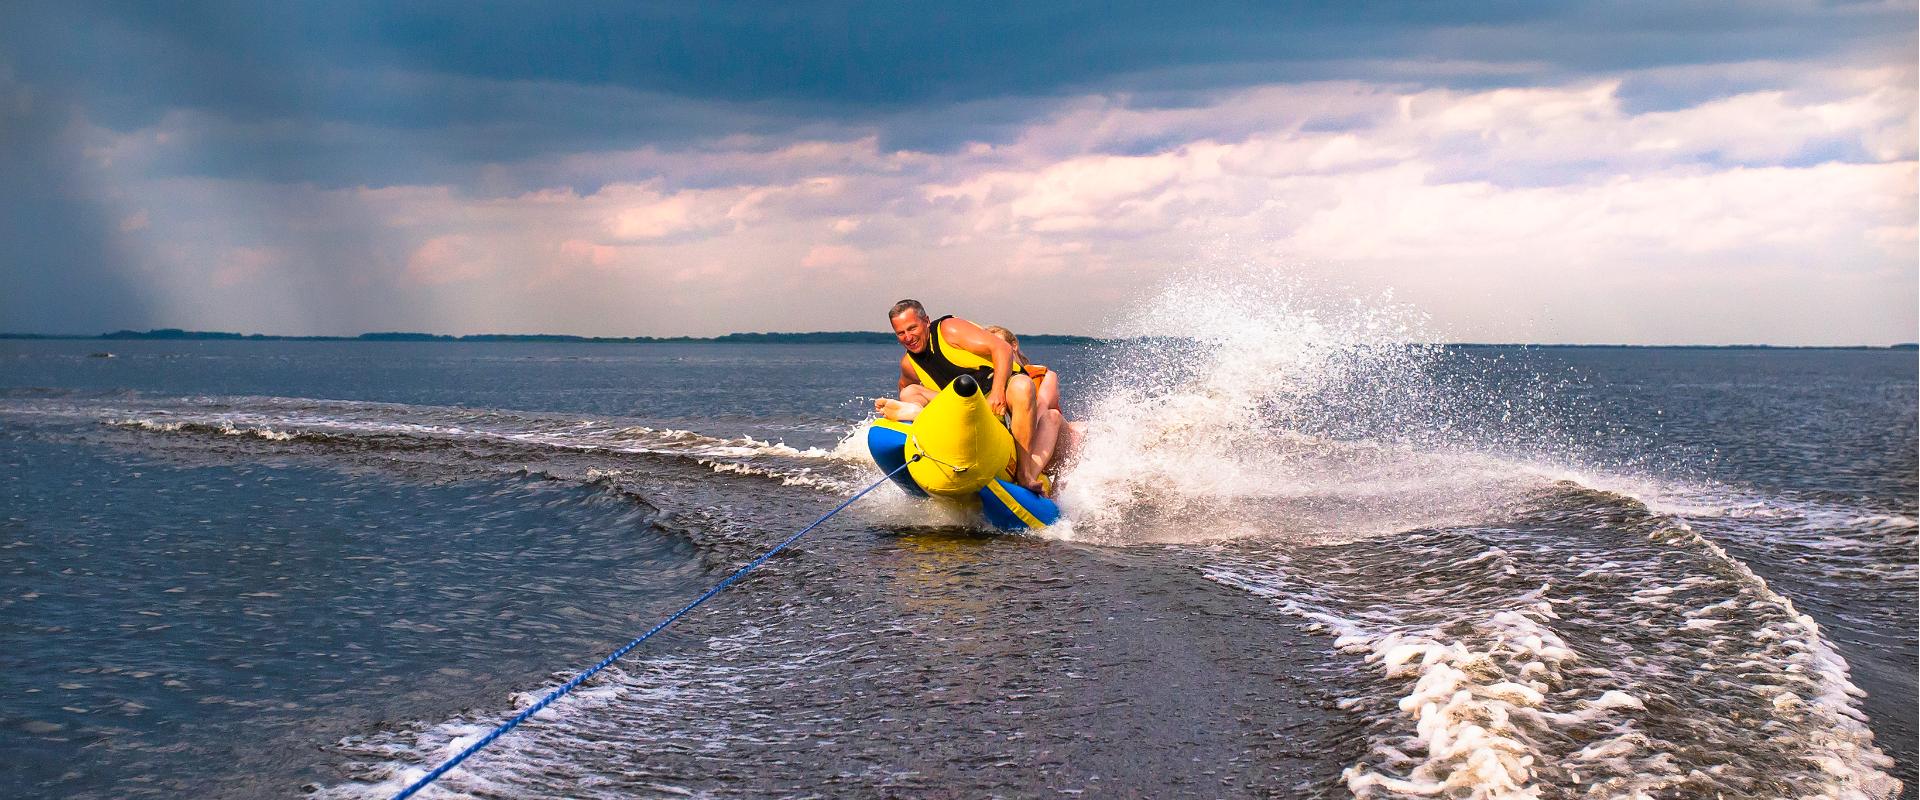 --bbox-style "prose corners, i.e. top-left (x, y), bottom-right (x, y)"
top-left (1, 339), bottom-right (1912, 799)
